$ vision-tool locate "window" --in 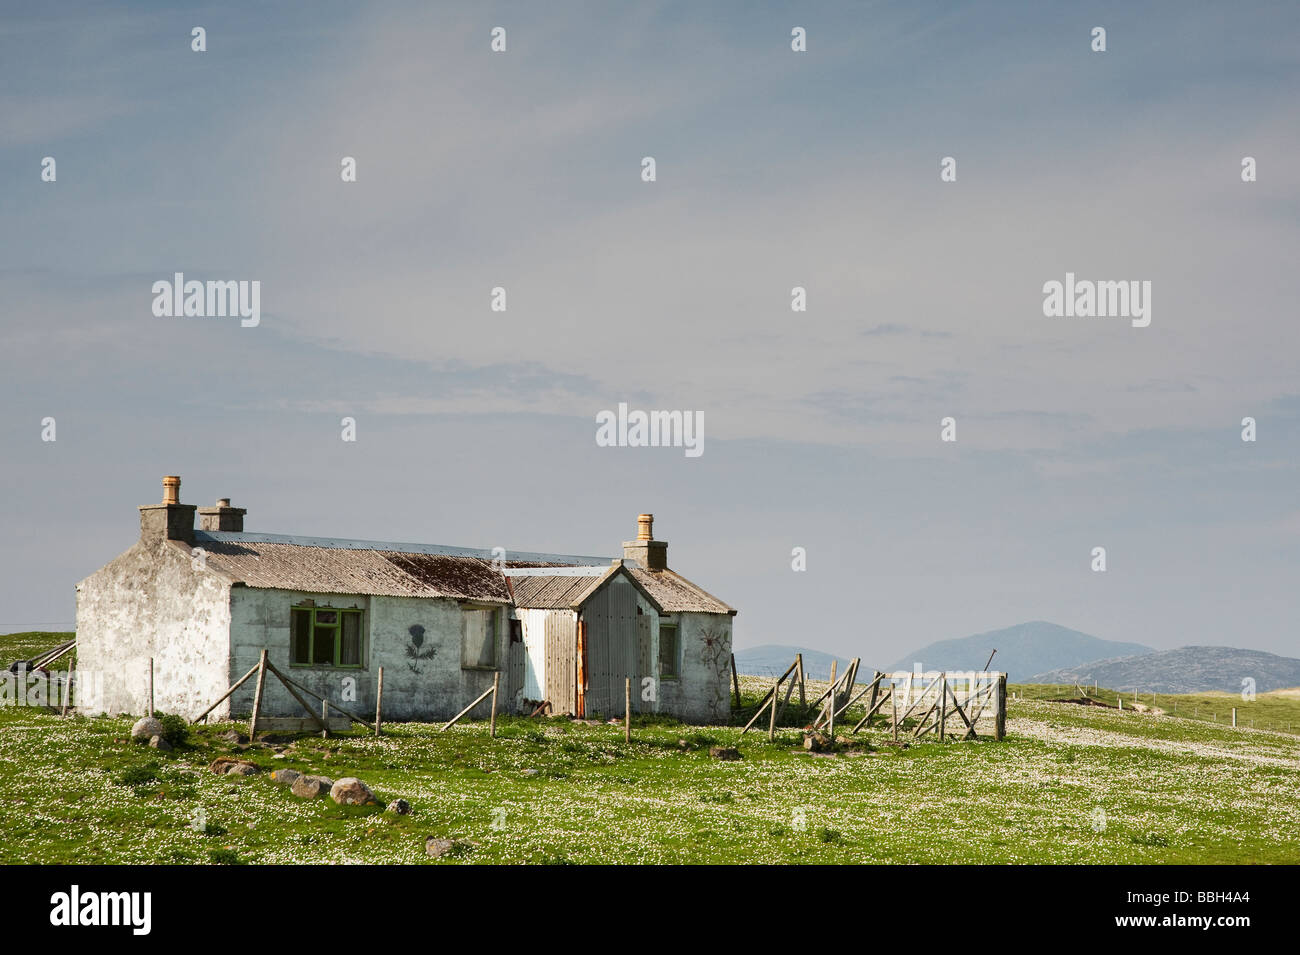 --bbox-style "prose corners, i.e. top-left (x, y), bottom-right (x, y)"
top-left (291, 606), bottom-right (365, 667)
top-left (659, 622), bottom-right (679, 679)
top-left (461, 607), bottom-right (499, 669)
